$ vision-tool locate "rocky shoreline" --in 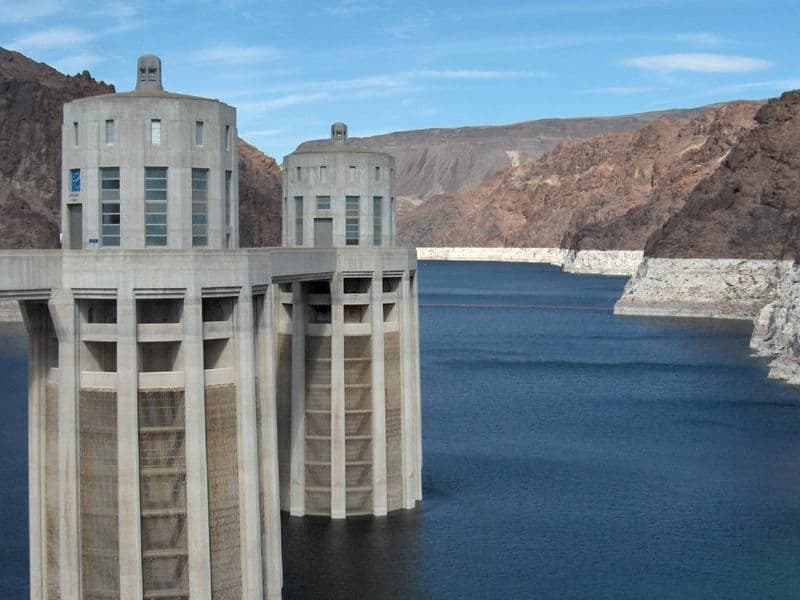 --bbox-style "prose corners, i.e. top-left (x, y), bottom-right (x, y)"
top-left (418, 248), bottom-right (800, 387)
top-left (415, 247), bottom-right (642, 276)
